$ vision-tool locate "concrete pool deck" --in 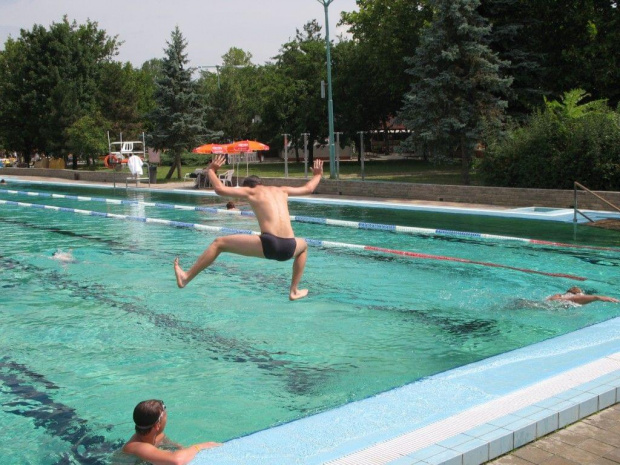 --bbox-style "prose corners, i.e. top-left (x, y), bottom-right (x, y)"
top-left (488, 403), bottom-right (620, 464)
top-left (2, 175), bottom-right (619, 464)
